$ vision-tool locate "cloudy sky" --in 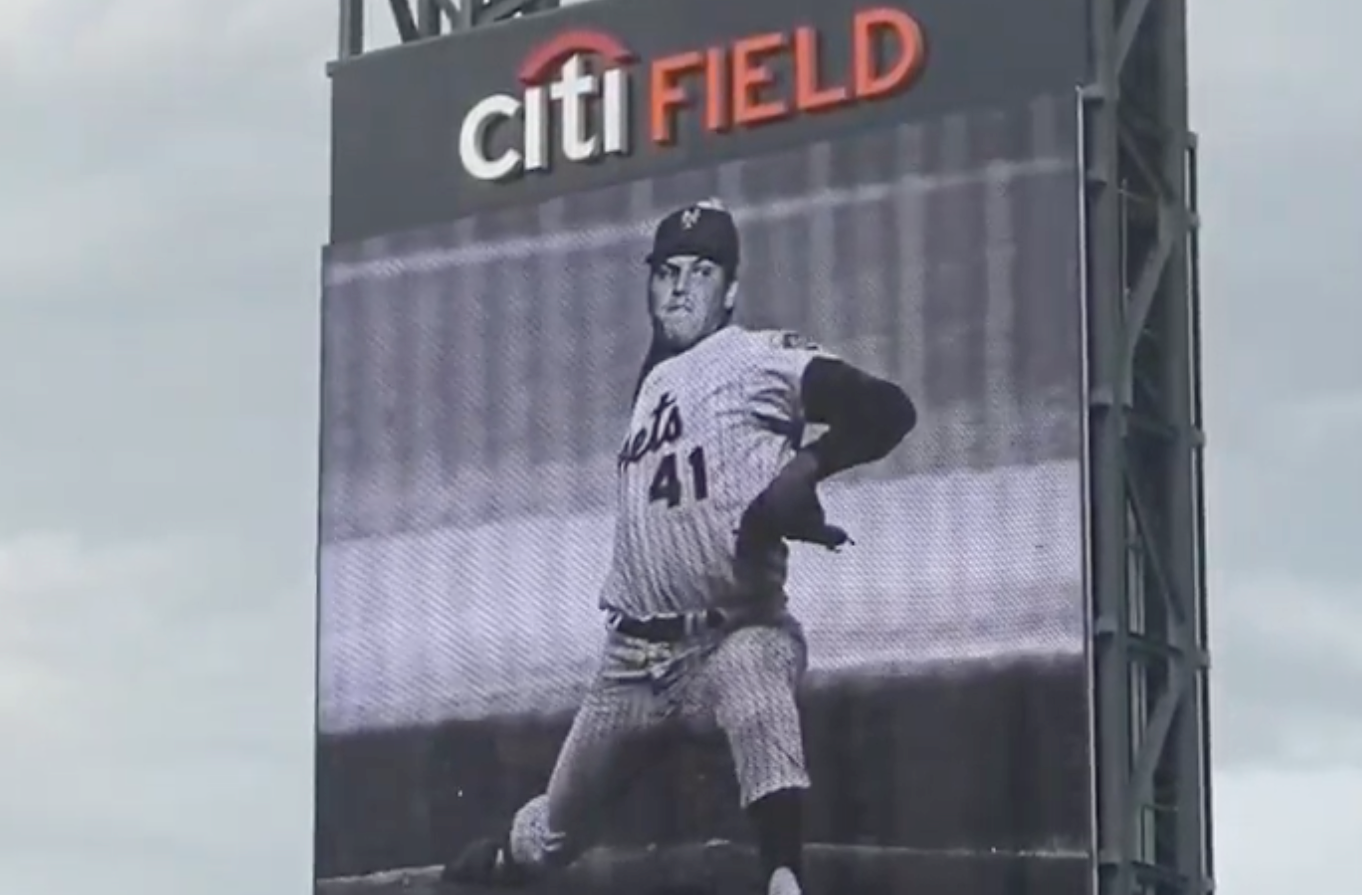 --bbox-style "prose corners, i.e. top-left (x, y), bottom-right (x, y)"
top-left (0, 0), bottom-right (1356, 893)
